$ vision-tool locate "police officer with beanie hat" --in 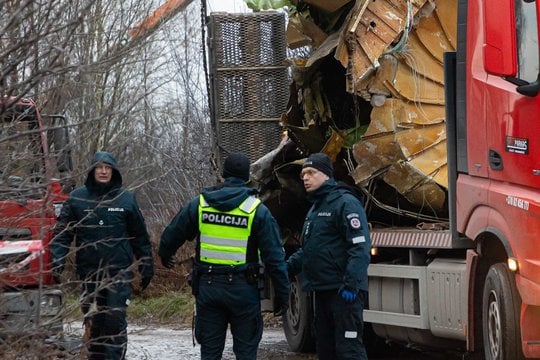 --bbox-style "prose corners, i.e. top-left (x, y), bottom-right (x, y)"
top-left (288, 152), bottom-right (371, 360)
top-left (159, 152), bottom-right (290, 360)
top-left (222, 152), bottom-right (250, 180)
